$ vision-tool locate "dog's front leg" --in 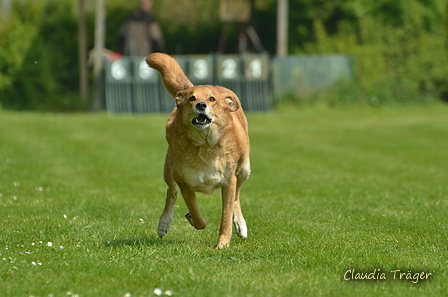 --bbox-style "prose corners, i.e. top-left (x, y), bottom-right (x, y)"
top-left (178, 183), bottom-right (207, 230)
top-left (217, 176), bottom-right (237, 248)
top-left (158, 182), bottom-right (177, 238)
